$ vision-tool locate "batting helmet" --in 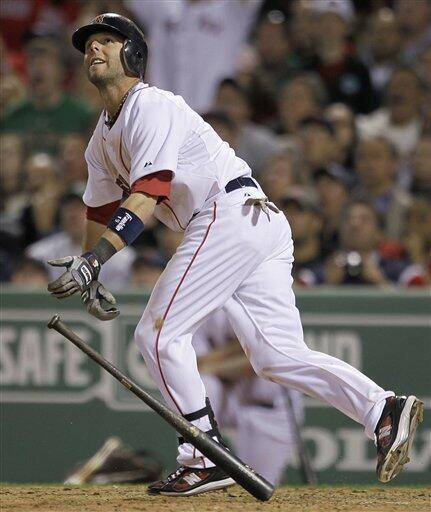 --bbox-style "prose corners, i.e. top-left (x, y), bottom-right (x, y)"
top-left (72, 13), bottom-right (148, 80)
